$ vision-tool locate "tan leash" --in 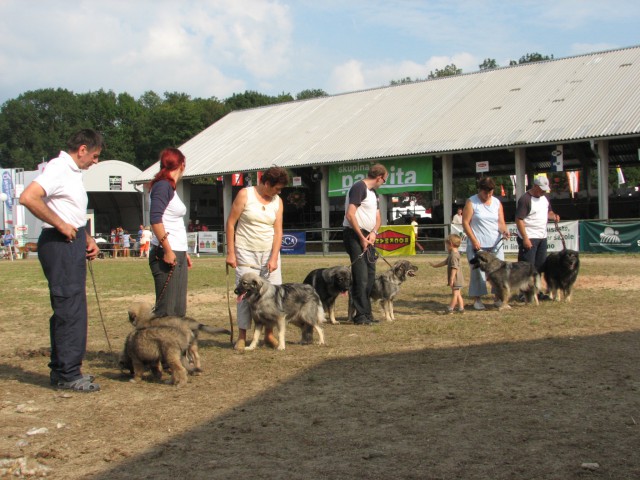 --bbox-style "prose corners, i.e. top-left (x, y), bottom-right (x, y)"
top-left (554, 218), bottom-right (567, 250)
top-left (87, 260), bottom-right (116, 361)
